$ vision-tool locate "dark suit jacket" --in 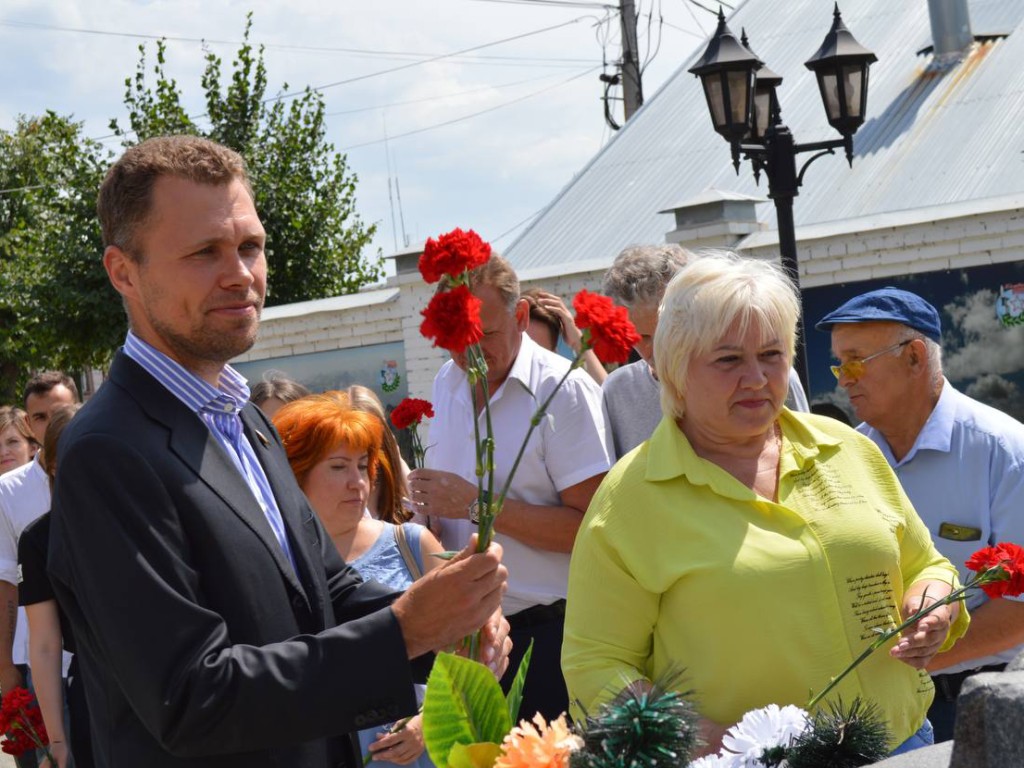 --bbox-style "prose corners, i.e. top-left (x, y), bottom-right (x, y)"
top-left (48, 352), bottom-right (421, 768)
